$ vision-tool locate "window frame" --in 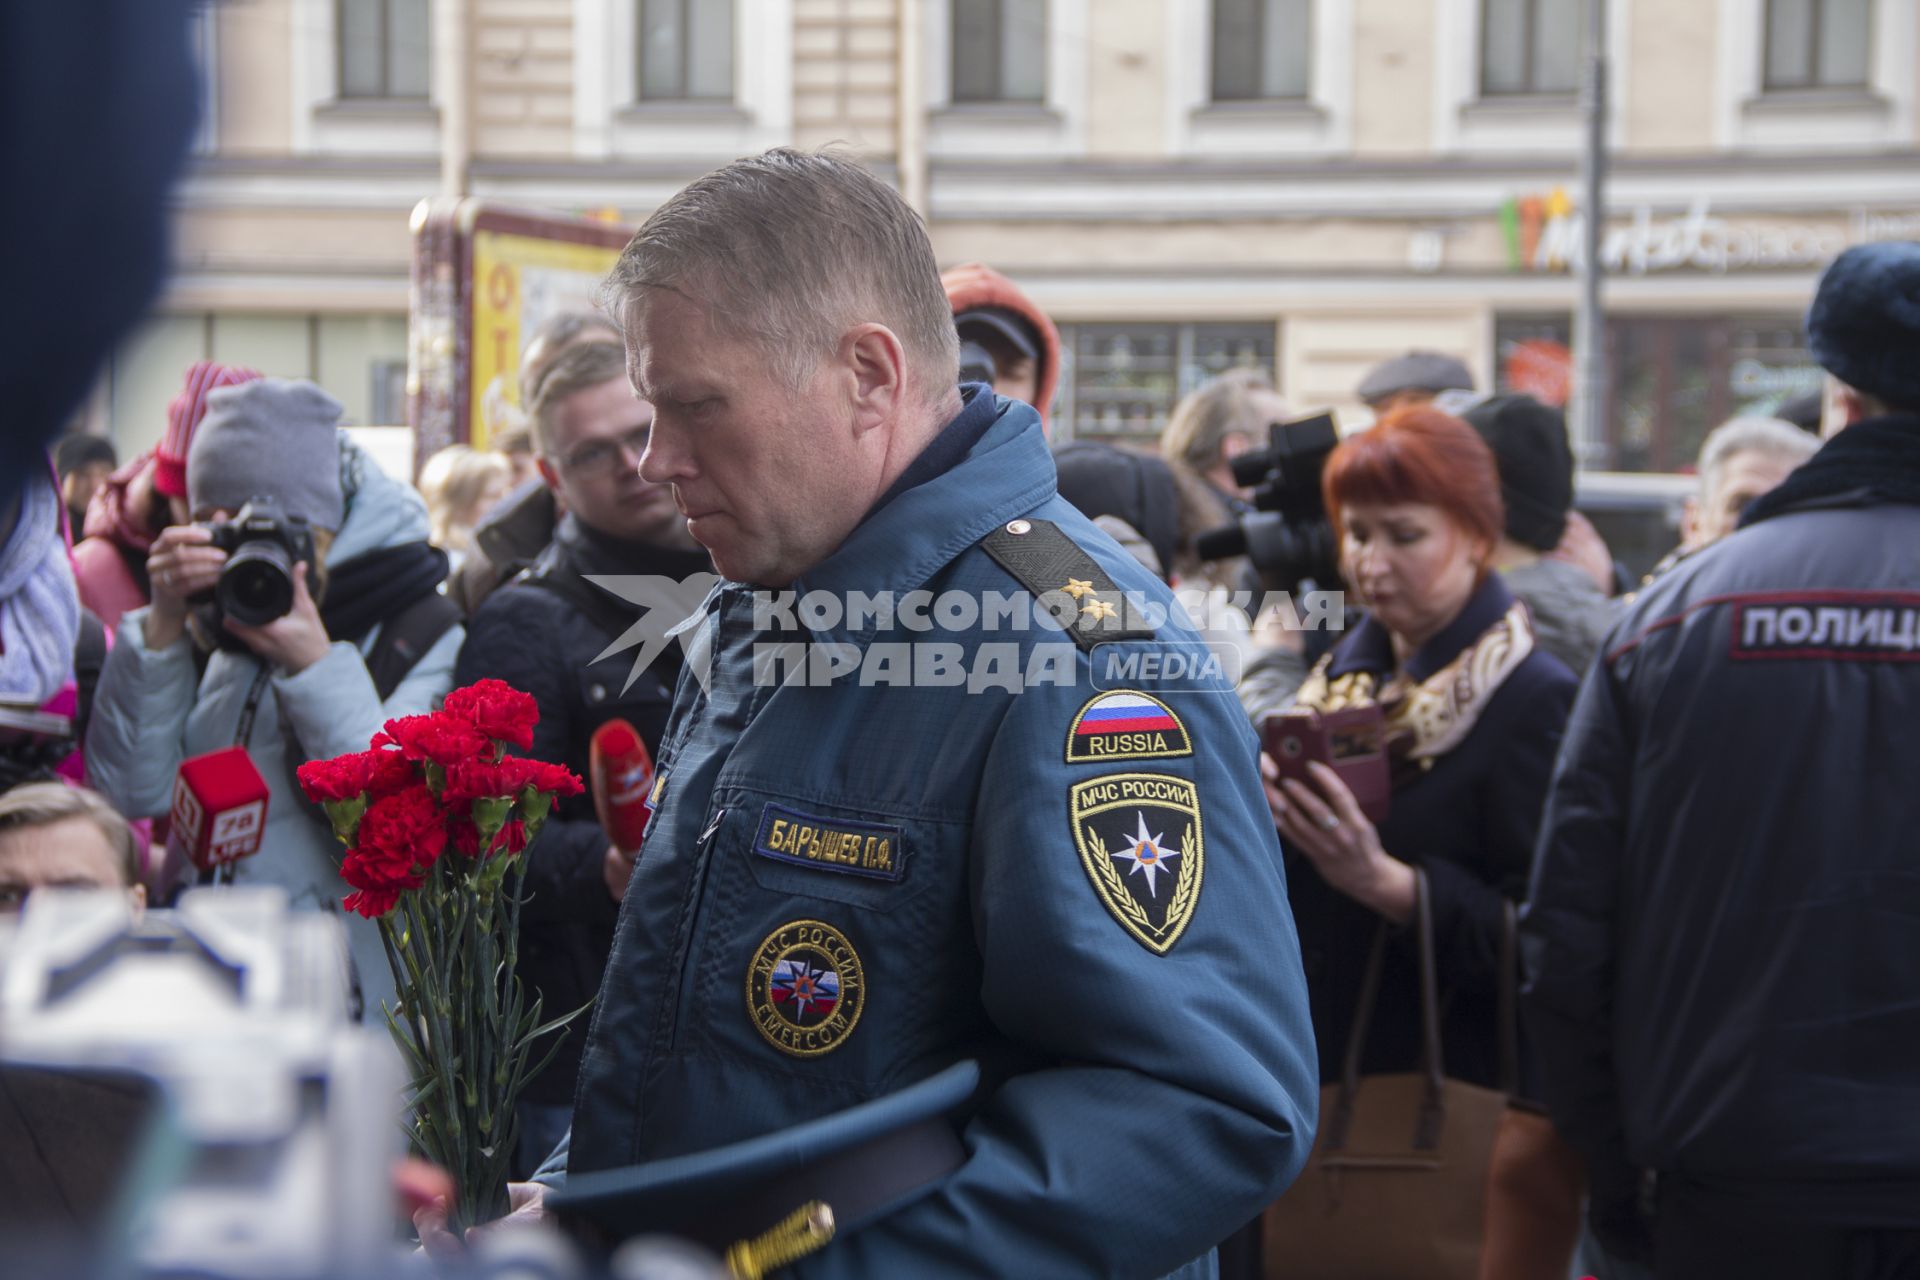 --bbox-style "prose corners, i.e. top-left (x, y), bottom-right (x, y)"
top-left (1056, 321), bottom-right (1278, 444)
top-left (636, 0), bottom-right (735, 103)
top-left (1762, 0), bottom-right (1873, 92)
top-left (1210, 0), bottom-right (1314, 103)
top-left (336, 0), bottom-right (430, 102)
top-left (1478, 0), bottom-right (1581, 98)
top-left (951, 0), bottom-right (1048, 104)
